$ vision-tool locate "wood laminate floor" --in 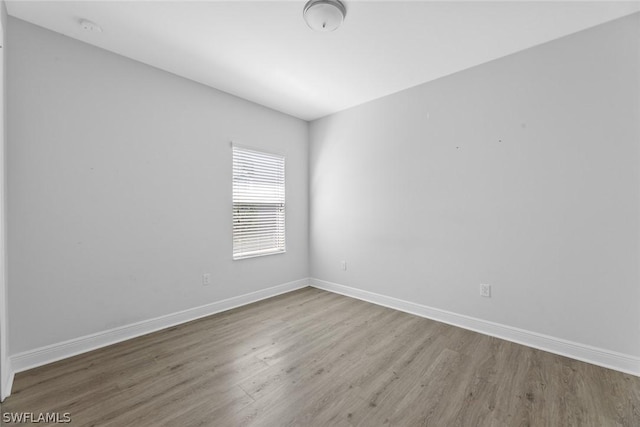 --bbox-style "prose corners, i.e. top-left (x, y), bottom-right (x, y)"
top-left (1, 287), bottom-right (639, 426)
